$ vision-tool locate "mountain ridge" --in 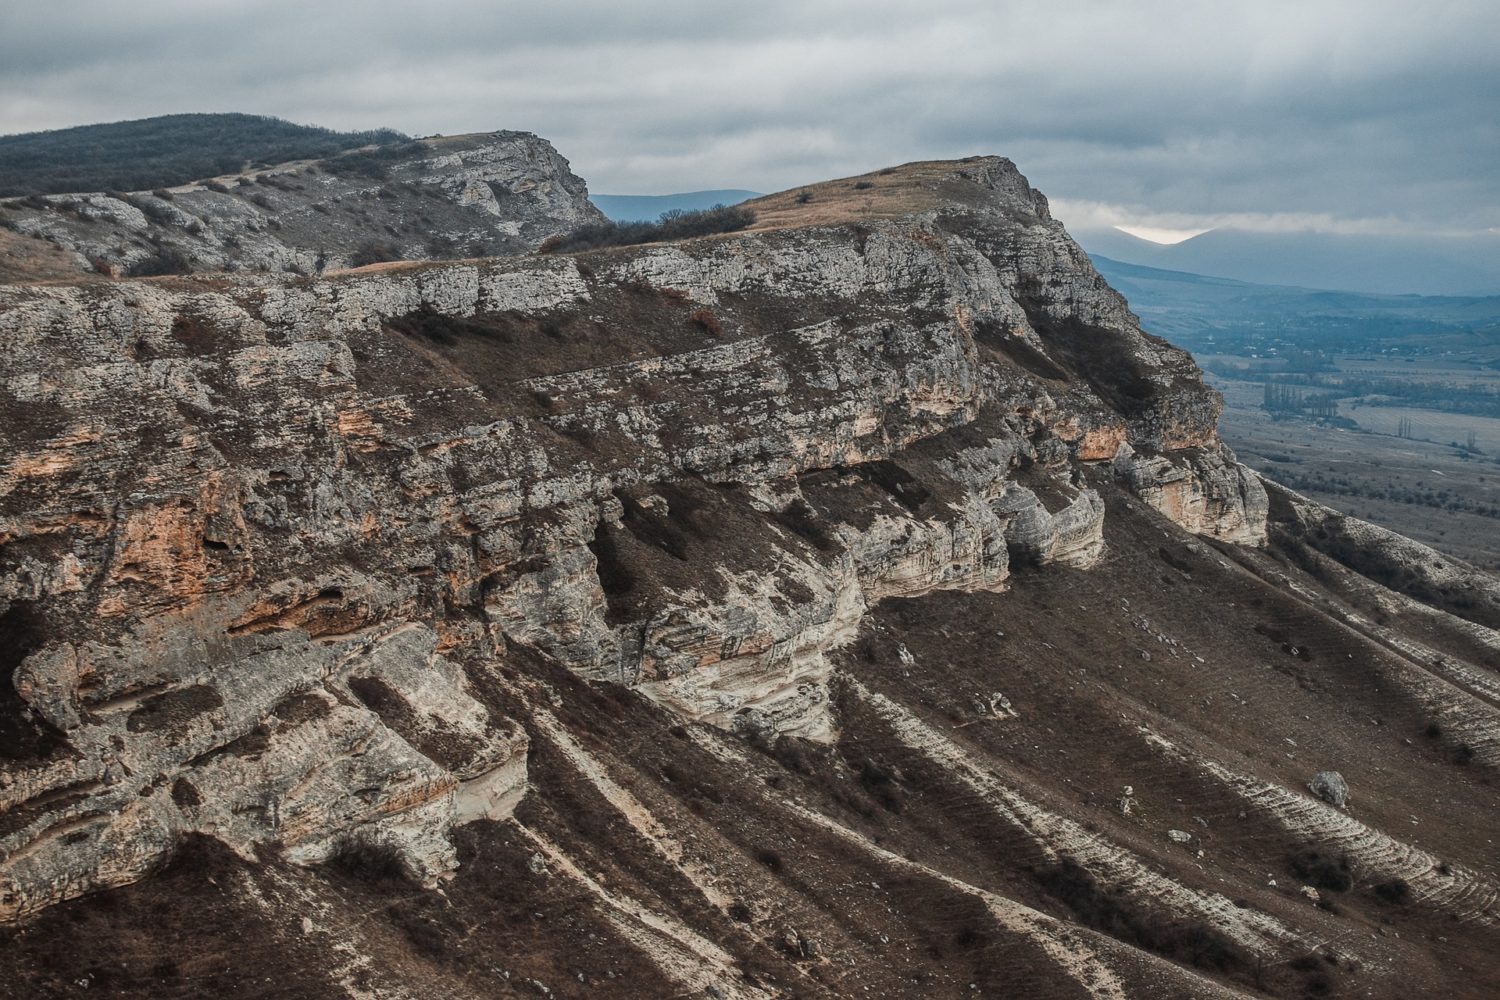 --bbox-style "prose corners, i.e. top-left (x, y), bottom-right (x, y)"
top-left (1, 152), bottom-right (1498, 998)
top-left (0, 112), bottom-right (409, 197)
top-left (1089, 253), bottom-right (1500, 344)
top-left (1073, 225), bottom-right (1500, 297)
top-left (0, 129), bottom-right (604, 281)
